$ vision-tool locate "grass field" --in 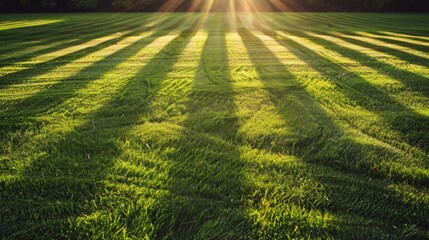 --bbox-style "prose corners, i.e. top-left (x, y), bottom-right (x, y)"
top-left (0, 13), bottom-right (428, 239)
